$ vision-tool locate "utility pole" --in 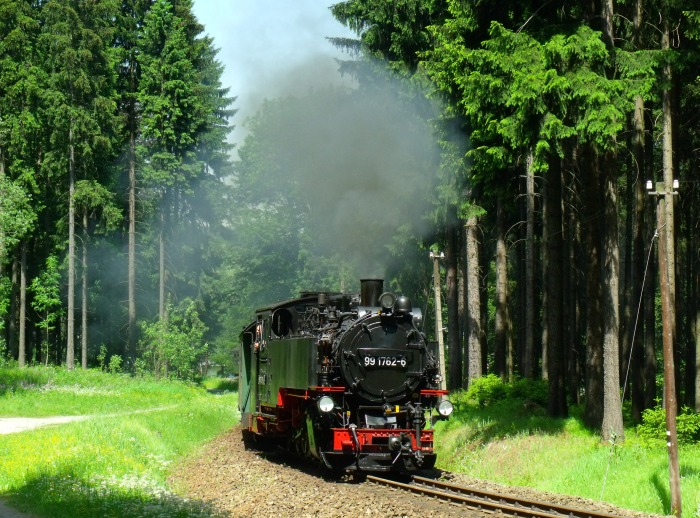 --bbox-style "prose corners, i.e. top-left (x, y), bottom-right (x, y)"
top-left (430, 251), bottom-right (447, 391)
top-left (647, 179), bottom-right (682, 517)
